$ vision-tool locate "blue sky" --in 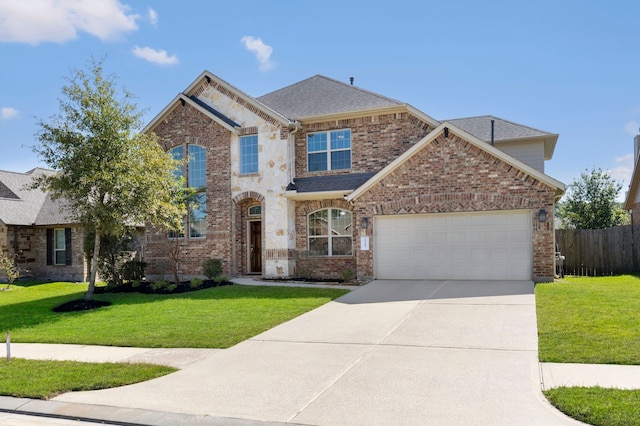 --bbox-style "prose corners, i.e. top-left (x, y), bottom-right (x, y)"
top-left (1, 1), bottom-right (639, 201)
